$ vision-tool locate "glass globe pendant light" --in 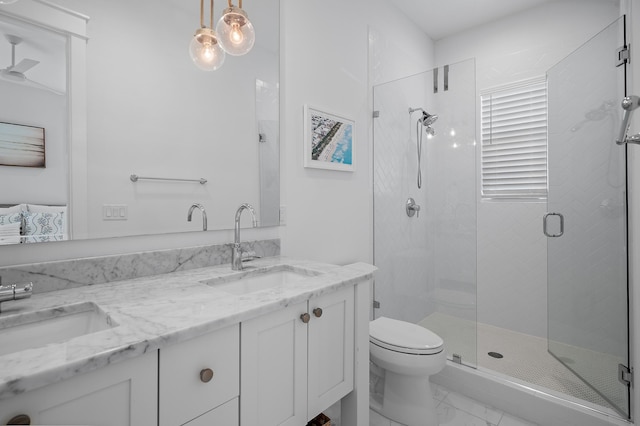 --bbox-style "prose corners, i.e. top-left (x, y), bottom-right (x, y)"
top-left (216, 0), bottom-right (255, 56)
top-left (189, 0), bottom-right (225, 71)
